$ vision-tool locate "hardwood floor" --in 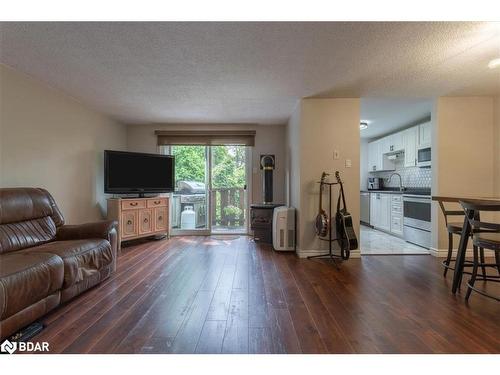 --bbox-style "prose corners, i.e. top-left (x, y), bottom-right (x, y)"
top-left (34, 236), bottom-right (500, 354)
